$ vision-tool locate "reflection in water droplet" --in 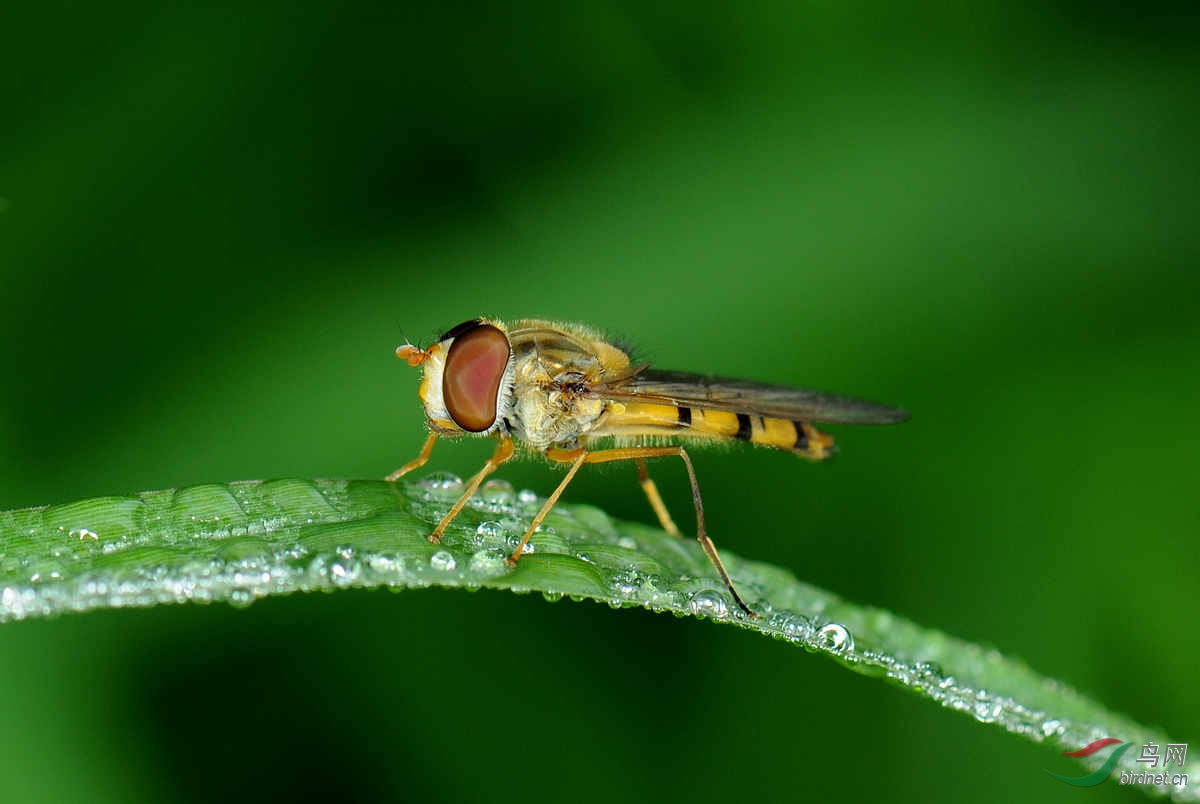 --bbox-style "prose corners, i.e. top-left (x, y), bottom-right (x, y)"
top-left (229, 589), bottom-right (254, 608)
top-left (430, 550), bottom-right (456, 571)
top-left (818, 622), bottom-right (854, 652)
top-left (689, 589), bottom-right (729, 619)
